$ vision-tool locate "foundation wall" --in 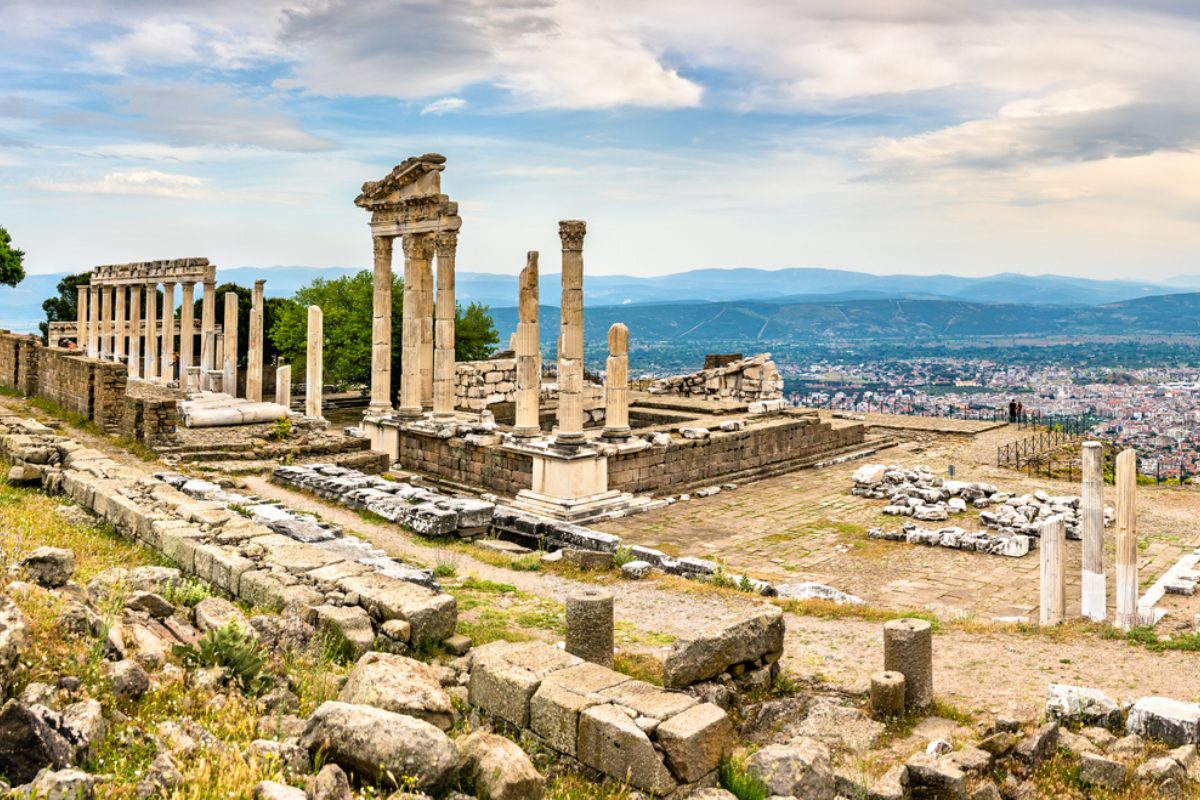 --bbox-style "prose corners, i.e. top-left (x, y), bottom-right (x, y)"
top-left (385, 414), bottom-right (865, 498)
top-left (608, 417), bottom-right (865, 495)
top-left (0, 332), bottom-right (177, 443)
